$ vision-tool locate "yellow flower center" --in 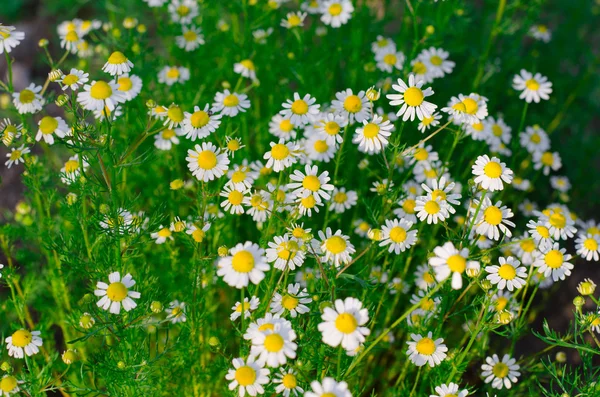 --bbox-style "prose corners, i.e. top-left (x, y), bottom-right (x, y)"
top-left (536, 225), bottom-right (550, 238)
top-left (389, 226), bottom-right (407, 243)
top-left (335, 313), bottom-right (358, 333)
top-left (264, 333), bottom-right (284, 352)
top-left (227, 139), bottom-right (241, 152)
top-left (447, 254), bottom-right (466, 273)
top-left (292, 227), bottom-right (306, 239)
top-left (314, 140), bottom-right (329, 153)
top-left (549, 213), bottom-right (566, 229)
top-left (423, 272), bottom-right (435, 284)
top-left (412, 61), bottom-right (427, 74)
top-left (545, 250), bottom-right (563, 269)
top-left (402, 199), bottom-right (416, 214)
top-left (0, 376), bottom-right (18, 393)
top-left (65, 31), bottom-right (79, 42)
top-left (279, 119), bottom-right (294, 132)
top-left (492, 362), bottom-right (509, 378)
top-left (303, 175), bottom-right (321, 192)
top-left (196, 150), bottom-right (217, 170)
top-left (64, 159), bottom-right (79, 173)
top-left (343, 95), bottom-right (362, 113)
top-left (541, 152), bottom-right (554, 166)
top-left (415, 337), bottom-right (436, 355)
top-left (228, 190), bottom-right (244, 205)
top-left (240, 59), bottom-right (255, 70)
top-left (192, 229), bottom-right (205, 242)
top-left (520, 239), bottom-right (535, 253)
top-left (483, 161), bottom-right (502, 178)
top-left (413, 147), bottom-right (428, 161)
top-left (333, 191), bottom-right (347, 203)
top-left (62, 74), bottom-right (79, 86)
top-left (492, 124), bottom-right (503, 137)
top-left (525, 79), bottom-right (540, 91)
top-left (90, 81), bottom-right (113, 100)
top-left (9, 150), bottom-right (22, 161)
top-left (498, 264), bottom-right (517, 280)
top-left (39, 116), bottom-right (58, 134)
top-left (108, 51), bottom-right (127, 65)
top-left (324, 121), bottom-right (340, 135)
top-left (424, 200), bottom-right (440, 215)
top-left (404, 87), bottom-right (424, 107)
top-left (232, 250), bottom-right (254, 273)
top-left (177, 5), bottom-right (190, 16)
top-left (107, 282), bottom-right (128, 302)
top-left (291, 99), bottom-right (308, 115)
top-left (326, 236), bottom-right (347, 254)
top-left (282, 373), bottom-right (297, 389)
top-left (118, 77), bottom-right (133, 92)
top-left (167, 106), bottom-right (184, 123)
top-left (271, 143), bottom-right (289, 160)
top-left (11, 330), bottom-right (32, 348)
top-left (19, 89), bottom-right (35, 104)
top-left (430, 55), bottom-right (443, 66)
top-left (231, 170), bottom-right (246, 183)
top-left (472, 122), bottom-right (484, 131)
top-left (162, 129), bottom-right (176, 139)
top-left (166, 68), bottom-right (180, 79)
top-left (462, 98), bottom-right (478, 114)
top-left (234, 366), bottom-right (256, 386)
top-left (328, 3), bottom-right (343, 15)
top-left (421, 116), bottom-right (434, 126)
top-left (223, 94), bottom-right (240, 107)
top-left (495, 296), bottom-right (508, 311)
top-left (431, 189), bottom-right (446, 201)
top-left (383, 53), bottom-right (397, 65)
top-left (484, 206), bottom-right (503, 226)
top-left (362, 123), bottom-right (380, 138)
top-left (421, 297), bottom-right (435, 311)
top-left (282, 295), bottom-right (299, 310)
top-left (301, 195), bottom-right (316, 208)
top-left (190, 110), bottom-right (210, 128)
top-left (287, 15), bottom-right (302, 26)
top-left (584, 238), bottom-right (598, 251)
top-left (183, 30), bottom-right (197, 41)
